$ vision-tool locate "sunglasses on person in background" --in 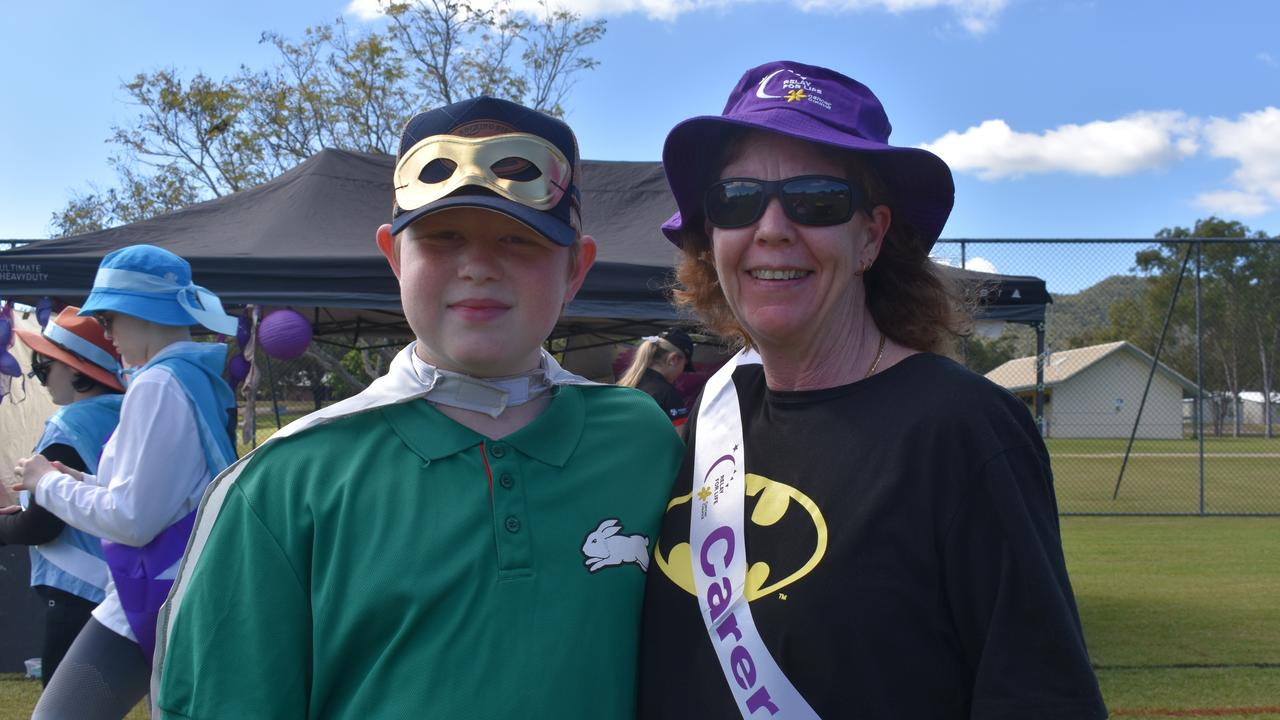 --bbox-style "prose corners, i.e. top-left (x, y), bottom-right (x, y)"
top-left (704, 175), bottom-right (867, 229)
top-left (29, 355), bottom-right (54, 385)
